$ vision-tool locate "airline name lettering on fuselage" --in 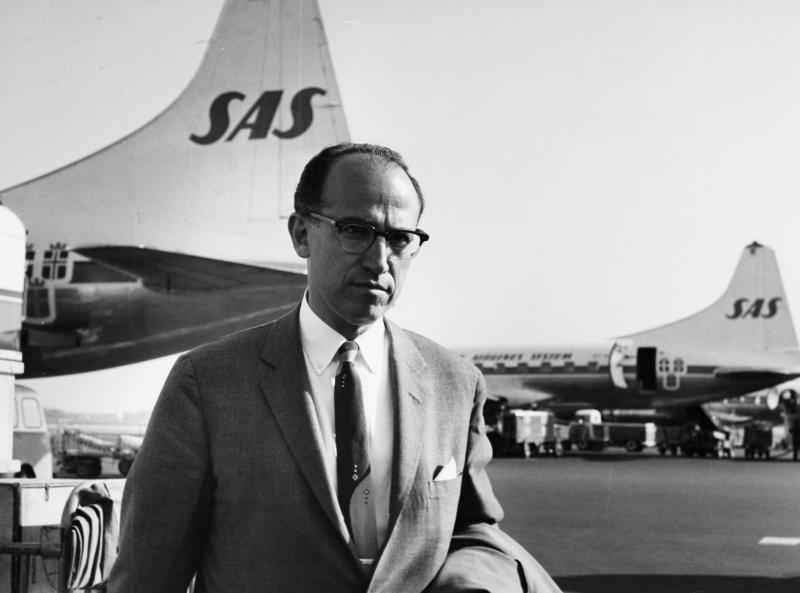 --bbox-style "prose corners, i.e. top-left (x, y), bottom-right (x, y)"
top-left (190, 87), bottom-right (326, 145)
top-left (472, 353), bottom-right (573, 362)
top-left (725, 297), bottom-right (782, 319)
